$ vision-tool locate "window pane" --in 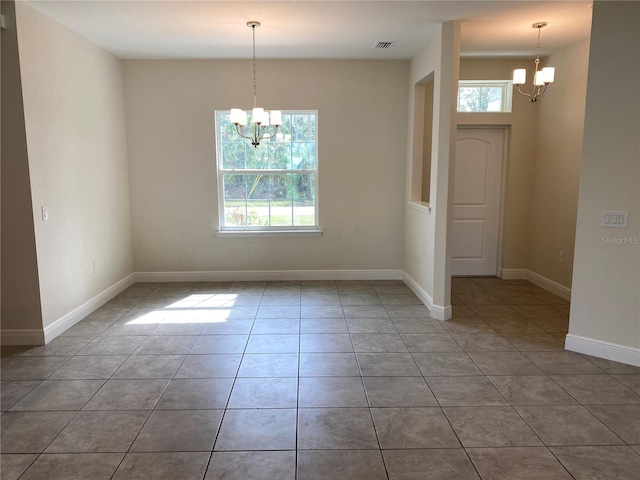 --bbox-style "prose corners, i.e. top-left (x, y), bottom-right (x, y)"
top-left (247, 200), bottom-right (269, 226)
top-left (219, 114), bottom-right (242, 144)
top-left (292, 142), bottom-right (315, 169)
top-left (224, 174), bottom-right (246, 200)
top-left (225, 205), bottom-right (247, 226)
top-left (458, 87), bottom-right (480, 112)
top-left (222, 143), bottom-right (246, 169)
top-left (292, 174), bottom-right (315, 226)
top-left (276, 114), bottom-right (293, 143)
top-left (269, 142), bottom-right (291, 169)
top-left (246, 175), bottom-right (269, 226)
top-left (483, 87), bottom-right (503, 112)
top-left (269, 174), bottom-right (292, 226)
top-left (292, 114), bottom-right (315, 142)
top-left (247, 174), bottom-right (269, 200)
top-left (223, 174), bottom-right (246, 226)
top-left (245, 145), bottom-right (268, 170)
top-left (269, 174), bottom-right (289, 202)
top-left (294, 201), bottom-right (315, 226)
